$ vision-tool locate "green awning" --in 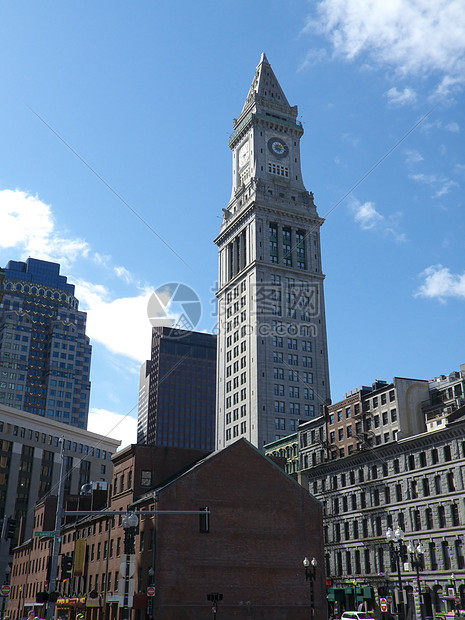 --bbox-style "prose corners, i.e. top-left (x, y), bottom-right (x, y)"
top-left (327, 588), bottom-right (346, 602)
